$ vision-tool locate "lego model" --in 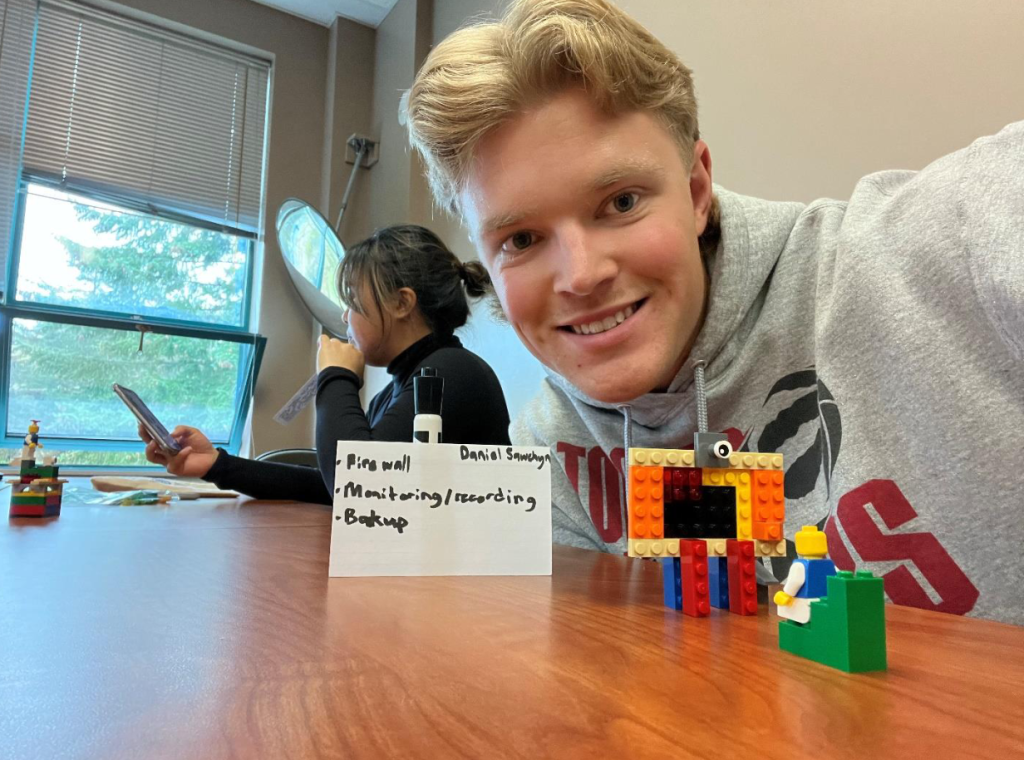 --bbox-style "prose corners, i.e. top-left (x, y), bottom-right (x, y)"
top-left (774, 525), bottom-right (836, 624)
top-left (775, 525), bottom-right (887, 672)
top-left (627, 362), bottom-right (785, 617)
top-left (7, 421), bottom-right (66, 518)
top-left (778, 569), bottom-right (888, 673)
